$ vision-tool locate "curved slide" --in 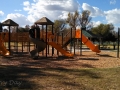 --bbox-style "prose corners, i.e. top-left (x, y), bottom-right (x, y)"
top-left (0, 37), bottom-right (10, 56)
top-left (29, 28), bottom-right (46, 57)
top-left (47, 42), bottom-right (74, 57)
top-left (29, 37), bottom-right (46, 57)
